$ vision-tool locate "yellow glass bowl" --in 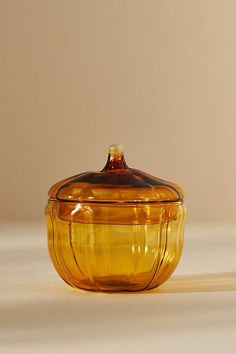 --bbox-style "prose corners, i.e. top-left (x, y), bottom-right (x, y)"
top-left (45, 144), bottom-right (186, 292)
